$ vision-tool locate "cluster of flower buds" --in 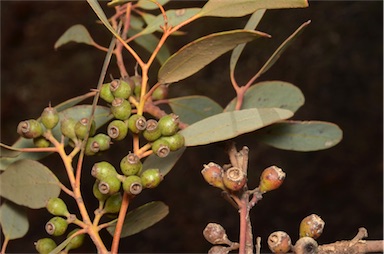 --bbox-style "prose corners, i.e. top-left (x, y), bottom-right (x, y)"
top-left (201, 163), bottom-right (247, 192)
